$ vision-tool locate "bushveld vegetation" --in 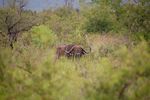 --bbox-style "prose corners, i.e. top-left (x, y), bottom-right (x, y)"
top-left (0, 0), bottom-right (150, 100)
